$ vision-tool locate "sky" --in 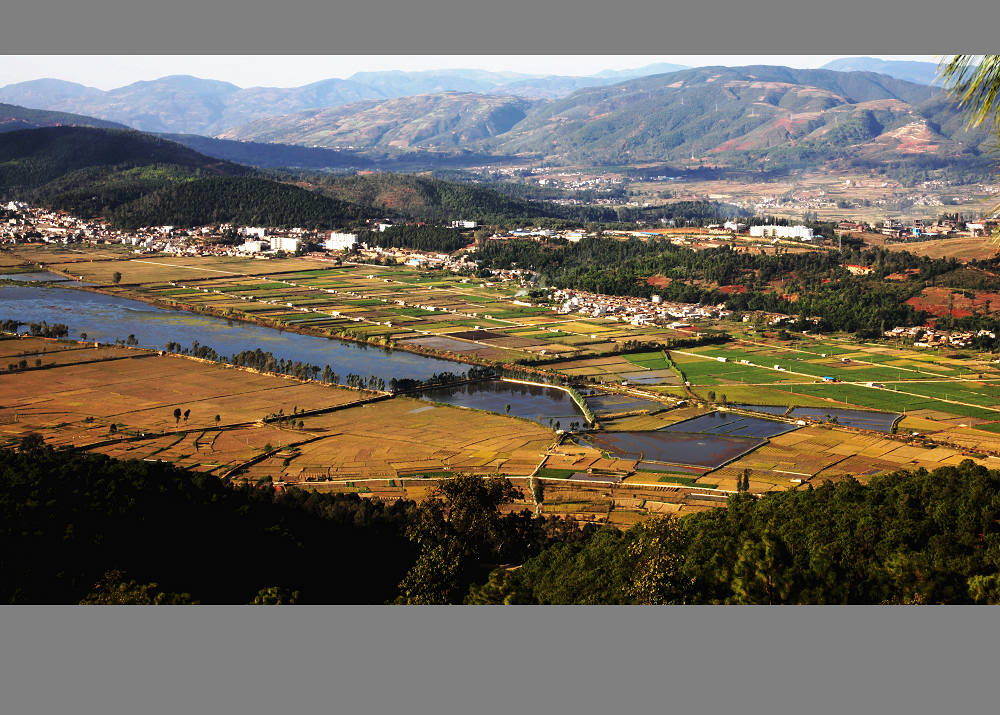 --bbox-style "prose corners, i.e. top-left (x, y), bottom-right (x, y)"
top-left (0, 55), bottom-right (943, 90)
